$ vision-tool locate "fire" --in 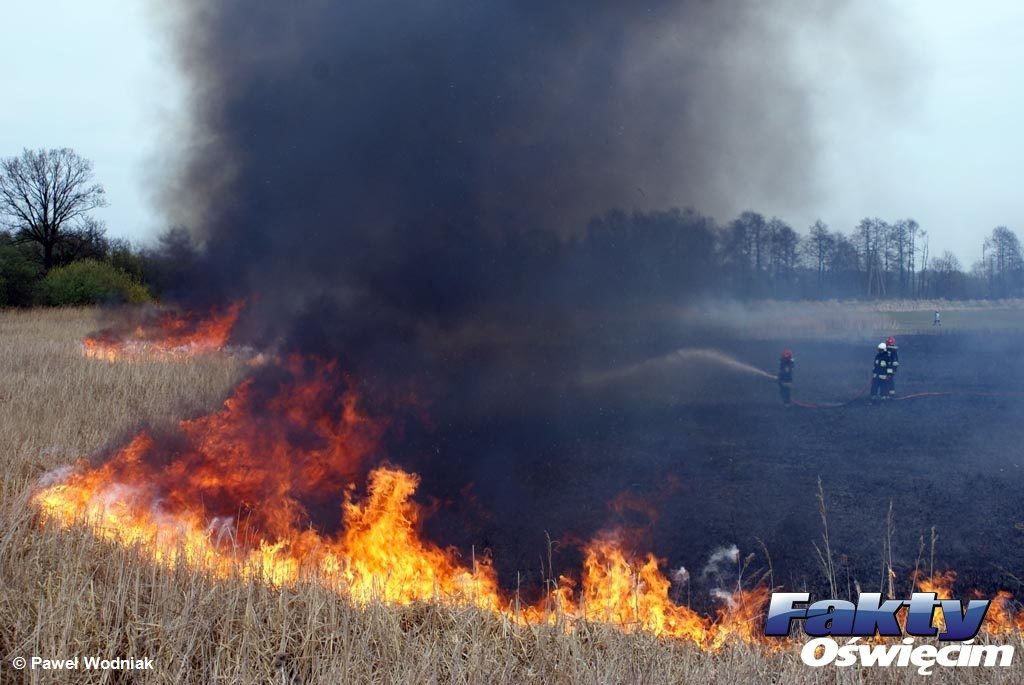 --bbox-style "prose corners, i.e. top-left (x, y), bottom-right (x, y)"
top-left (33, 356), bottom-right (775, 648)
top-left (82, 301), bottom-right (244, 361)
top-left (562, 533), bottom-right (710, 644)
top-left (915, 570), bottom-right (956, 632)
top-left (334, 467), bottom-right (502, 608)
top-left (35, 359), bottom-right (503, 605)
top-left (916, 570), bottom-right (956, 599)
top-left (983, 591), bottom-right (1020, 636)
top-left (915, 570), bottom-right (1024, 637)
top-left (33, 356), bottom-right (1021, 649)
top-left (564, 535), bottom-right (768, 647)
